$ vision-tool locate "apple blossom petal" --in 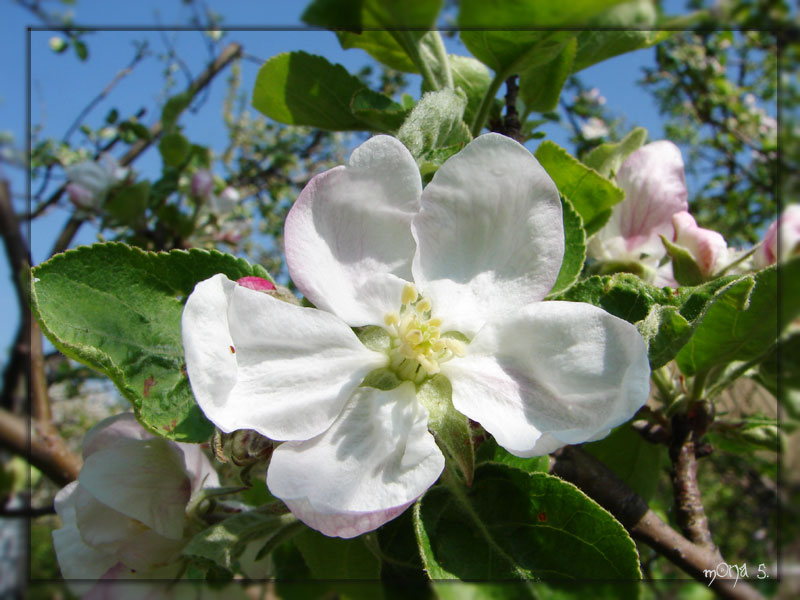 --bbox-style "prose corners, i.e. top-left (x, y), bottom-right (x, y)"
top-left (754, 204), bottom-right (800, 268)
top-left (81, 412), bottom-right (153, 459)
top-left (78, 438), bottom-right (191, 540)
top-left (441, 301), bottom-right (650, 457)
top-left (411, 133), bottom-right (563, 335)
top-left (52, 482), bottom-right (118, 581)
top-left (672, 211), bottom-right (728, 275)
top-left (177, 442), bottom-right (221, 494)
top-left (285, 135), bottom-right (422, 325)
top-left (182, 274), bottom-right (387, 441)
top-left (613, 140), bottom-right (688, 255)
top-left (267, 383), bottom-right (444, 538)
